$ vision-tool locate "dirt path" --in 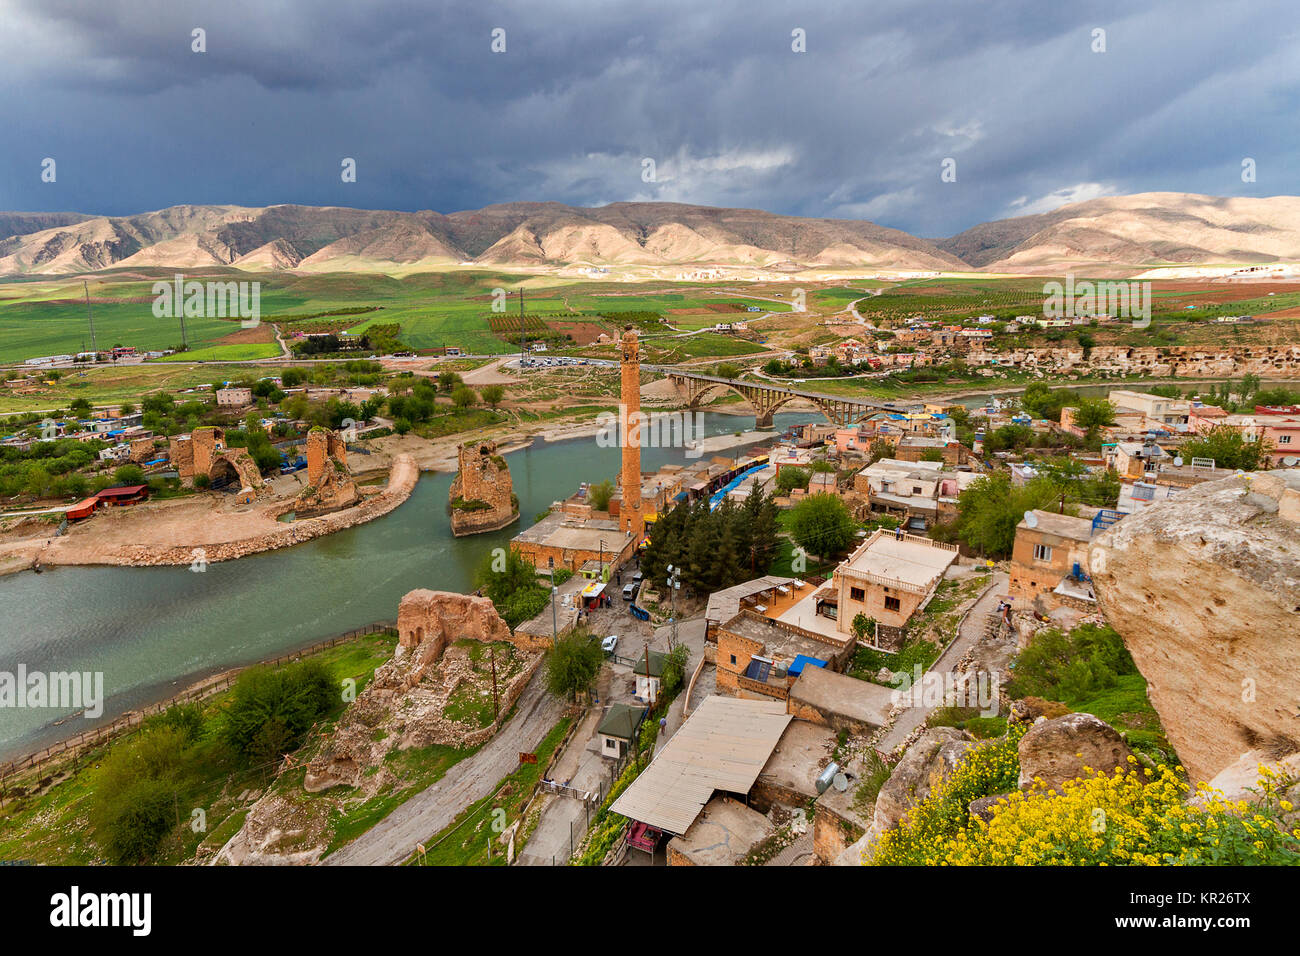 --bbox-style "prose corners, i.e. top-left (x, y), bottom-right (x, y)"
top-left (877, 571), bottom-right (1007, 752)
top-left (324, 670), bottom-right (565, 866)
